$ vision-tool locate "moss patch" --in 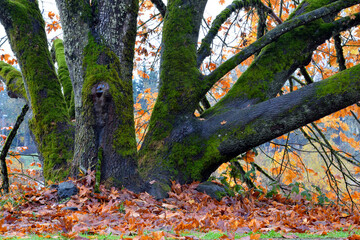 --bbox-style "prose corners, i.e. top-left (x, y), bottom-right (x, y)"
top-left (82, 35), bottom-right (137, 158)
